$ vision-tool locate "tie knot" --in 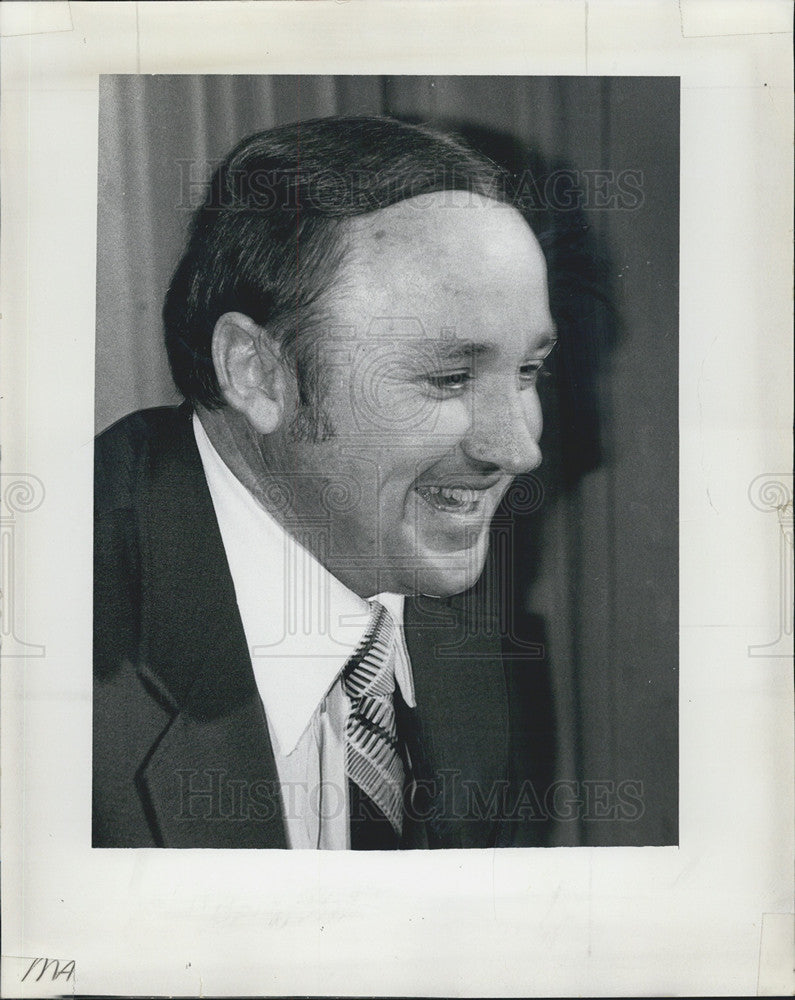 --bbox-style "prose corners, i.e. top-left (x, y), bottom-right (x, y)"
top-left (342, 600), bottom-right (396, 700)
